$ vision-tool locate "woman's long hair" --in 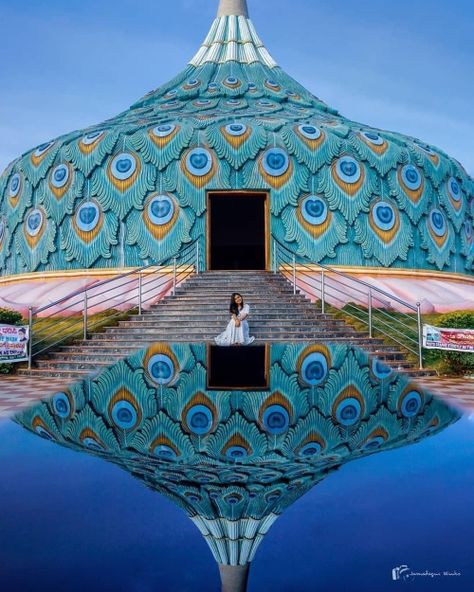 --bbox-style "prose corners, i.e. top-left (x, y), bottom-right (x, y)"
top-left (229, 293), bottom-right (244, 316)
